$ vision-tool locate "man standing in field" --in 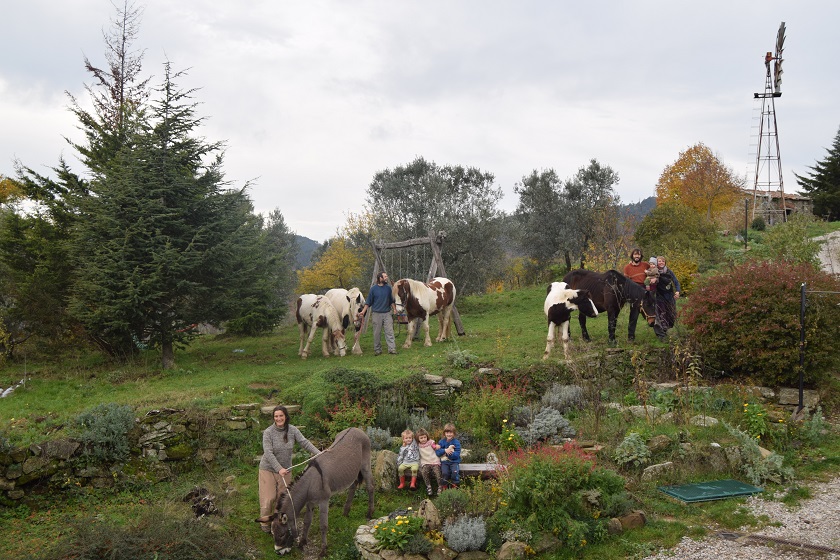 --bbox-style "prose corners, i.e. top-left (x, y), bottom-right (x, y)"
top-left (358, 272), bottom-right (397, 355)
top-left (623, 248), bottom-right (649, 342)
